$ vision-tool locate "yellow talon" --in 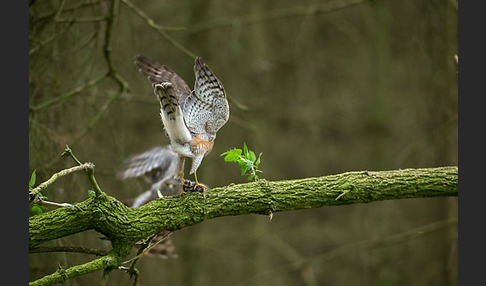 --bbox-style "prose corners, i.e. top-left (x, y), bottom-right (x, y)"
top-left (194, 172), bottom-right (207, 199)
top-left (194, 172), bottom-right (200, 186)
top-left (179, 175), bottom-right (185, 195)
top-left (194, 172), bottom-right (207, 188)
